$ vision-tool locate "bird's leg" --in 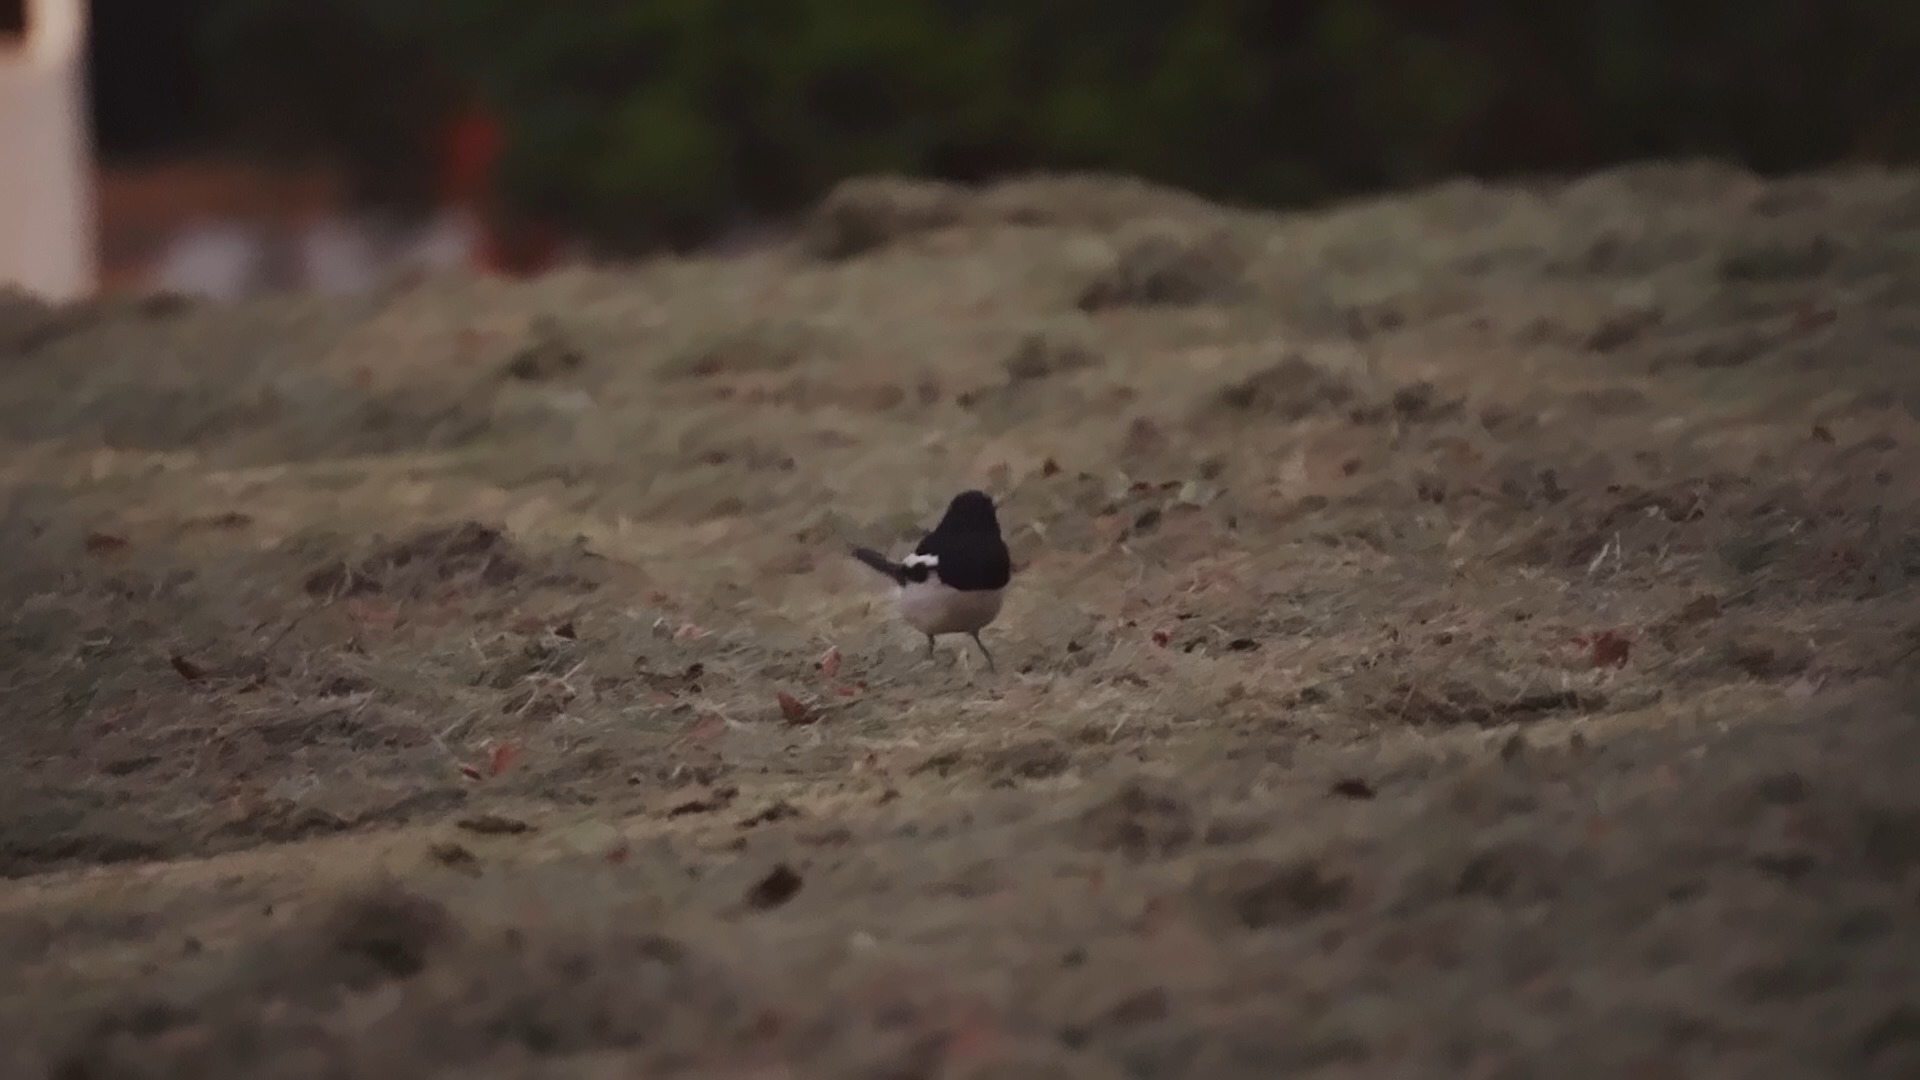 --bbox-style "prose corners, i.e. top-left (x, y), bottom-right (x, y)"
top-left (969, 631), bottom-right (996, 672)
